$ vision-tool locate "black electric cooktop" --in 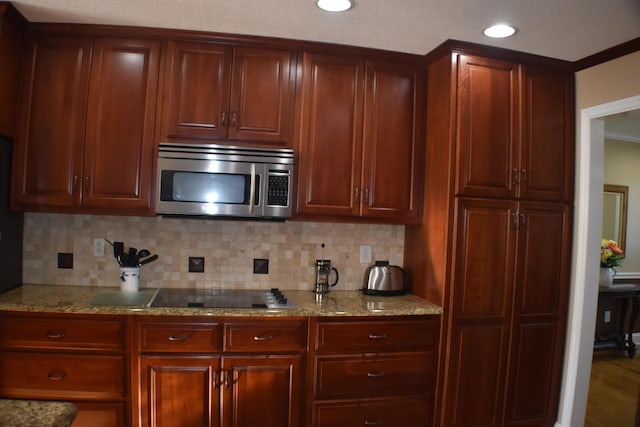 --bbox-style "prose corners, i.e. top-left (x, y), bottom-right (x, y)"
top-left (148, 288), bottom-right (294, 309)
